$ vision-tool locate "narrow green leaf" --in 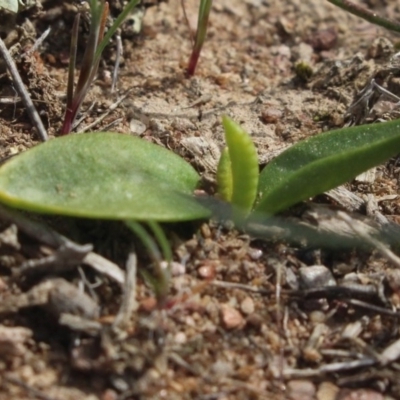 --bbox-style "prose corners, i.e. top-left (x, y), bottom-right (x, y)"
top-left (0, 133), bottom-right (210, 221)
top-left (216, 147), bottom-right (233, 202)
top-left (126, 220), bottom-right (169, 304)
top-left (222, 116), bottom-right (259, 215)
top-left (256, 119), bottom-right (400, 215)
